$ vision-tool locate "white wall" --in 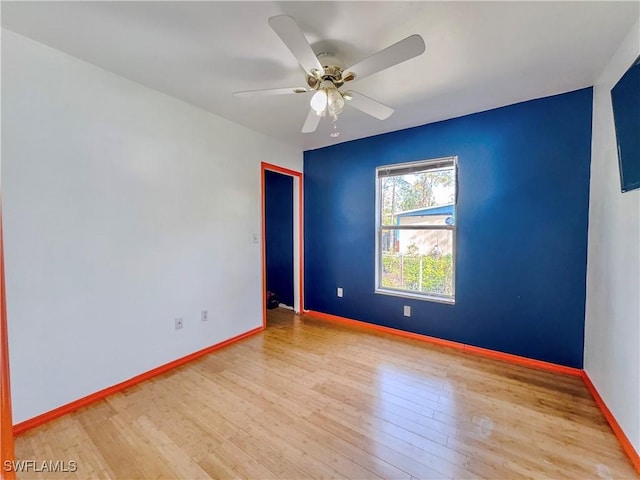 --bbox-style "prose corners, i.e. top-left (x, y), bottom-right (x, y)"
top-left (585, 19), bottom-right (640, 455)
top-left (1, 30), bottom-right (302, 423)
